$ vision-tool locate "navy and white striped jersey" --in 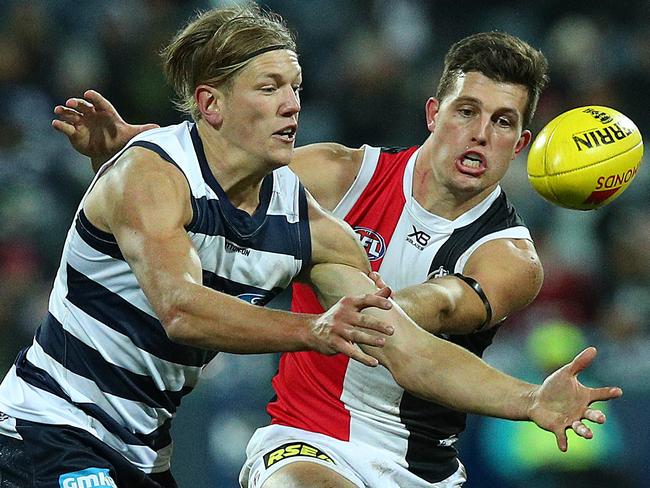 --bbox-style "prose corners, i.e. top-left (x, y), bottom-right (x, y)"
top-left (0, 122), bottom-right (311, 473)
